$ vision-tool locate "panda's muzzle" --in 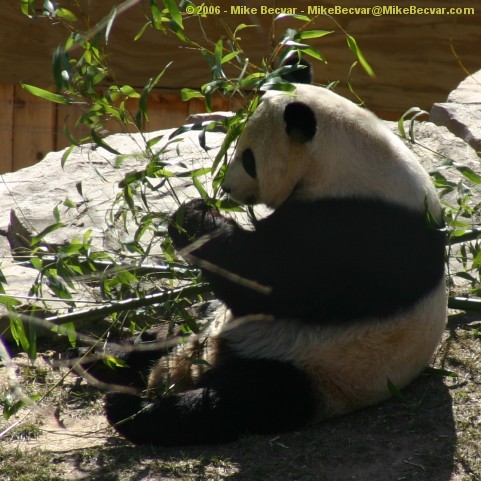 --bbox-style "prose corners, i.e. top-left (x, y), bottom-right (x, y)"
top-left (220, 184), bottom-right (256, 205)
